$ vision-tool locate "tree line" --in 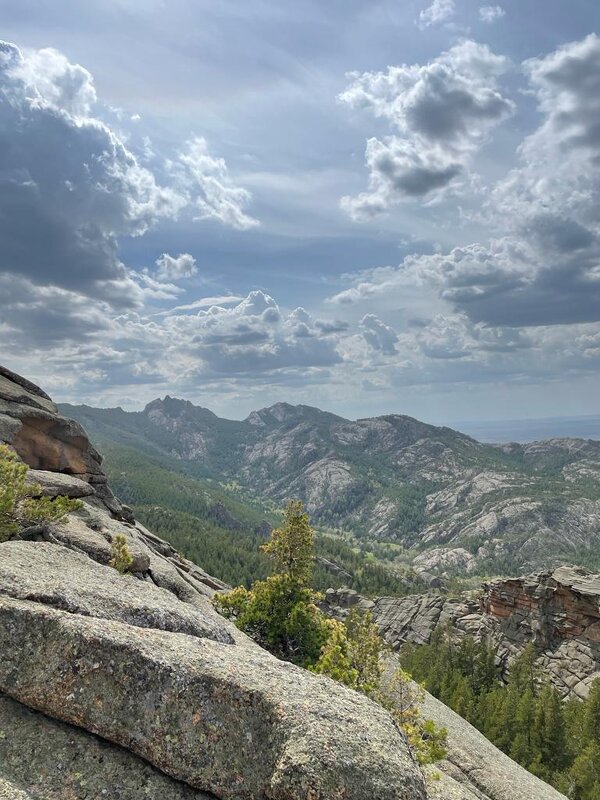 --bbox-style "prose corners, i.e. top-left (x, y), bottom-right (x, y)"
top-left (402, 627), bottom-right (600, 798)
